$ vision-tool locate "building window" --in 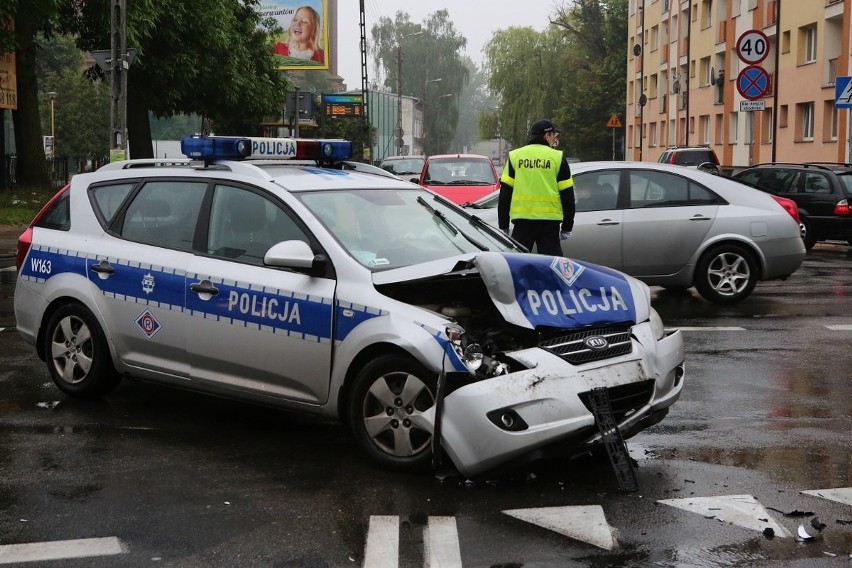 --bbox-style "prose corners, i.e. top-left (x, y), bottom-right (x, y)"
top-left (799, 25), bottom-right (817, 65)
top-left (714, 113), bottom-right (723, 143)
top-left (701, 115), bottom-right (710, 144)
top-left (650, 122), bottom-right (658, 147)
top-left (761, 107), bottom-right (773, 143)
top-left (728, 112), bottom-right (738, 144)
top-left (700, 56), bottom-right (711, 86)
top-left (779, 105), bottom-right (788, 128)
top-left (825, 101), bottom-right (838, 141)
top-left (798, 102), bottom-right (814, 141)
